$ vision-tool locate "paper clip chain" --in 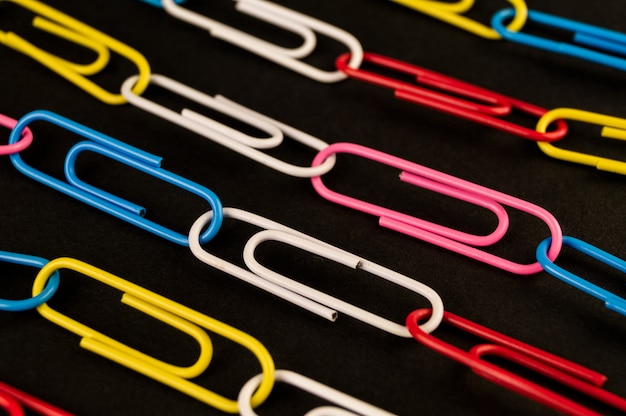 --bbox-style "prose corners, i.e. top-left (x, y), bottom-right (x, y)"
top-left (8, 110), bottom-right (223, 246)
top-left (121, 74), bottom-right (336, 178)
top-left (238, 370), bottom-right (397, 416)
top-left (0, 251), bottom-right (59, 312)
top-left (32, 257), bottom-right (275, 414)
top-left (0, 381), bottom-right (73, 416)
top-left (335, 52), bottom-right (568, 142)
top-left (387, 0), bottom-right (528, 39)
top-left (537, 236), bottom-right (626, 317)
top-left (492, 8), bottom-right (626, 72)
top-left (536, 108), bottom-right (626, 175)
top-left (407, 309), bottom-right (626, 416)
top-left (188, 207), bottom-right (444, 336)
top-left (0, 0), bottom-right (150, 104)
top-left (154, 0), bottom-right (364, 83)
top-left (0, 113), bottom-right (32, 156)
top-left (311, 142), bottom-right (563, 274)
